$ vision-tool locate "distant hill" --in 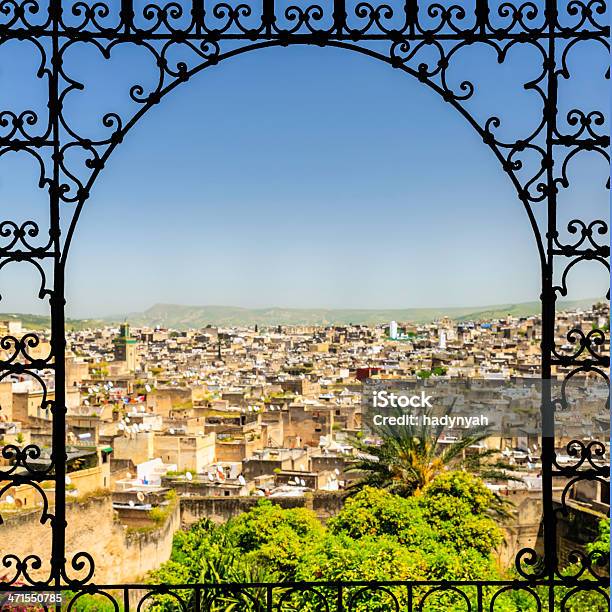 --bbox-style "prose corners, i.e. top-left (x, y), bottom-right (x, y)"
top-left (107, 298), bottom-right (599, 329)
top-left (0, 298), bottom-right (600, 331)
top-left (0, 312), bottom-right (106, 331)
